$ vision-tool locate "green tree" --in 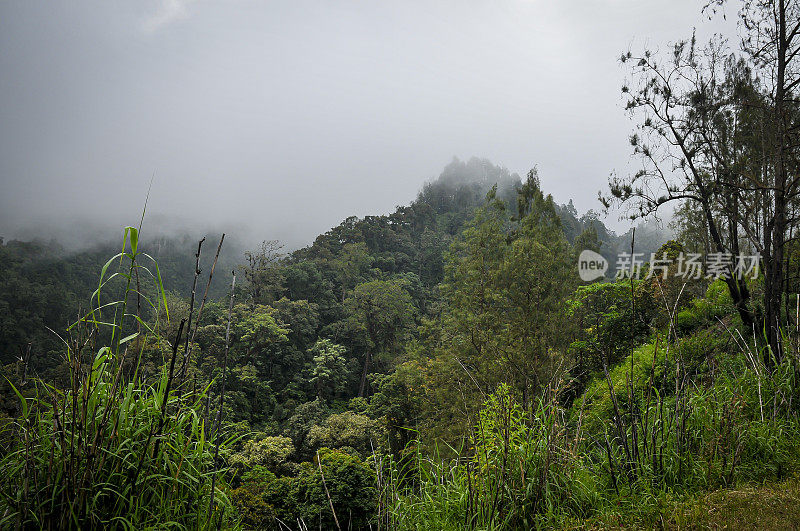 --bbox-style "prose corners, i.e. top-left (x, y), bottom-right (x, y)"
top-left (231, 449), bottom-right (375, 530)
top-left (232, 304), bottom-right (289, 368)
top-left (431, 173), bottom-right (576, 439)
top-left (439, 186), bottom-right (509, 399)
top-left (241, 240), bottom-right (286, 306)
top-left (284, 398), bottom-right (329, 456)
top-left (230, 435), bottom-right (296, 476)
top-left (308, 339), bottom-right (349, 402)
top-left (574, 224), bottom-right (602, 255)
top-left (346, 279), bottom-right (414, 397)
top-left (499, 173), bottom-right (576, 405)
top-left (307, 411), bottom-right (385, 458)
top-left (605, 1), bottom-right (800, 356)
top-left (332, 242), bottom-right (372, 302)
